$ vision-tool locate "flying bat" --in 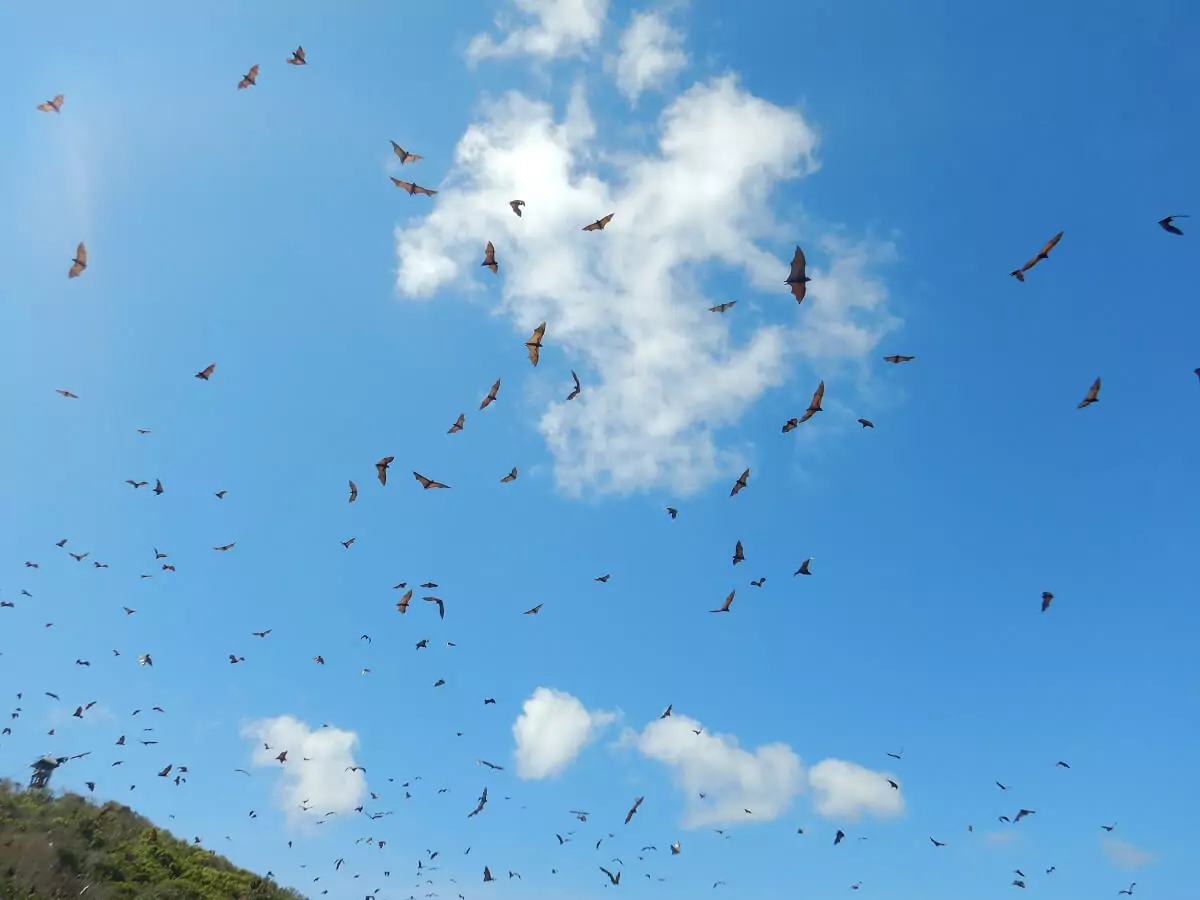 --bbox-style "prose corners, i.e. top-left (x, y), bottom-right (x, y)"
top-left (237, 64), bottom-right (259, 89)
top-left (786, 246), bottom-right (812, 303)
top-left (583, 213), bottom-right (614, 231)
top-left (730, 468), bottom-right (750, 496)
top-left (448, 413), bottom-right (465, 434)
top-left (390, 177), bottom-right (437, 196)
top-left (1158, 215), bottom-right (1187, 235)
top-left (38, 94), bottom-right (64, 113)
top-left (396, 590), bottom-right (413, 614)
top-left (348, 480), bottom-right (358, 503)
top-left (883, 355), bottom-right (914, 364)
top-left (710, 590), bottom-right (736, 613)
top-left (56, 389), bottom-right (79, 398)
top-left (794, 557), bottom-right (813, 576)
top-left (481, 241), bottom-right (498, 273)
top-left (1077, 377), bottom-right (1101, 408)
top-left (500, 467), bottom-right (518, 483)
top-left (413, 471), bottom-right (450, 490)
top-left (68, 243), bottom-right (87, 278)
top-left (424, 596), bottom-right (445, 619)
top-left (566, 370), bottom-right (581, 400)
top-left (710, 301), bottom-right (737, 313)
top-left (1041, 591), bottom-right (1053, 612)
top-left (286, 46), bottom-right (306, 65)
top-left (194, 364), bottom-right (215, 380)
top-left (1010, 230), bottom-right (1063, 280)
top-left (858, 418), bottom-right (874, 428)
top-left (732, 541), bottom-right (745, 565)
top-left (480, 377), bottom-right (501, 409)
top-left (390, 141), bottom-right (421, 164)
top-left (376, 456), bottom-right (394, 485)
top-left (624, 796), bottom-right (644, 824)
top-left (798, 380), bottom-right (824, 423)
top-left (510, 200), bottom-right (525, 217)
top-left (525, 322), bottom-right (546, 366)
